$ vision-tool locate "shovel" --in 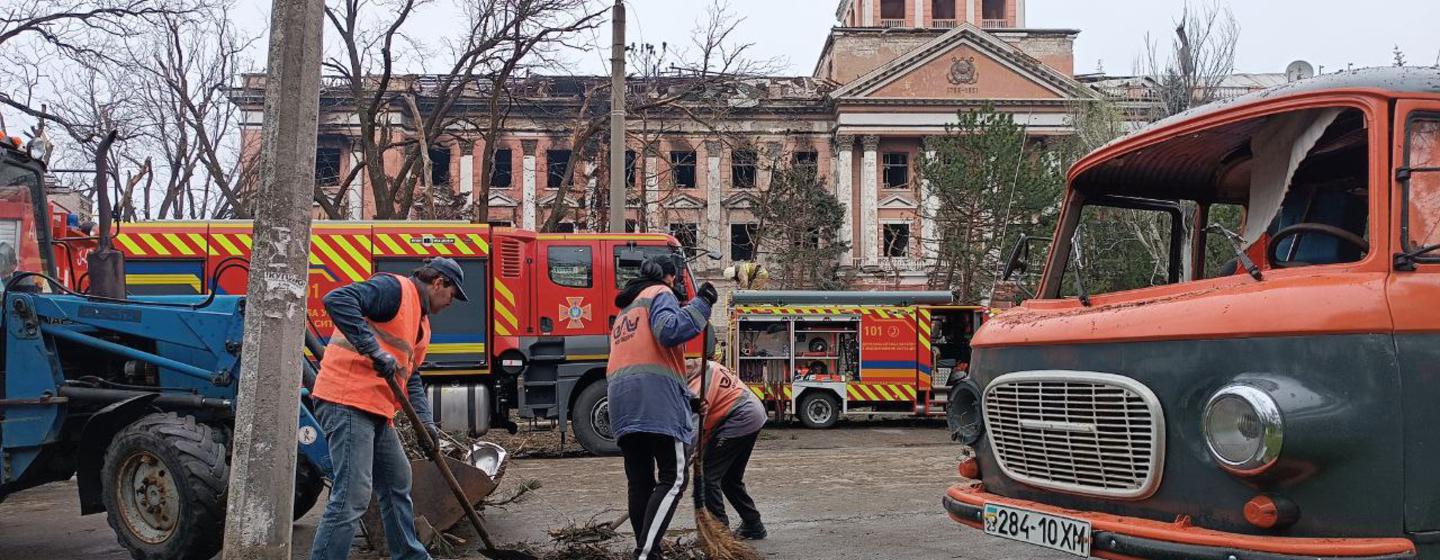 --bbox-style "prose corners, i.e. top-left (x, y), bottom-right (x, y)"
top-left (383, 374), bottom-right (535, 560)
